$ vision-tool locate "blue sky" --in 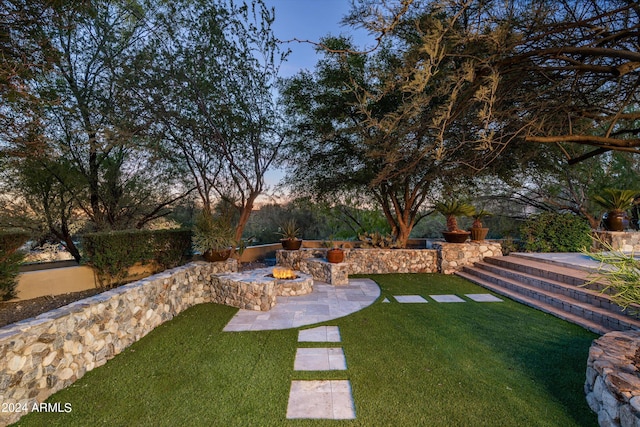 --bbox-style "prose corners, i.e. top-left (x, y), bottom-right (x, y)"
top-left (263, 0), bottom-right (372, 77)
